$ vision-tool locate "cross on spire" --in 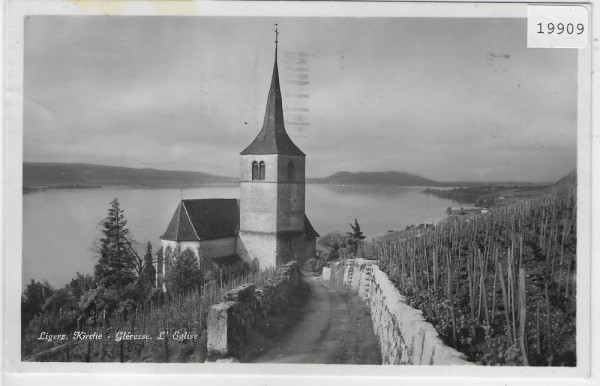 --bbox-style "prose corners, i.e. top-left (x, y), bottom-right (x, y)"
top-left (274, 23), bottom-right (279, 46)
